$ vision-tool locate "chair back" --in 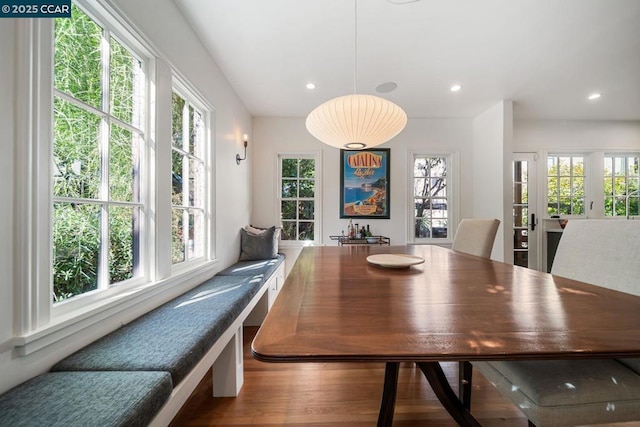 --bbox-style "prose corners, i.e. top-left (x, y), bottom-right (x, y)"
top-left (451, 218), bottom-right (500, 259)
top-left (551, 219), bottom-right (640, 296)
